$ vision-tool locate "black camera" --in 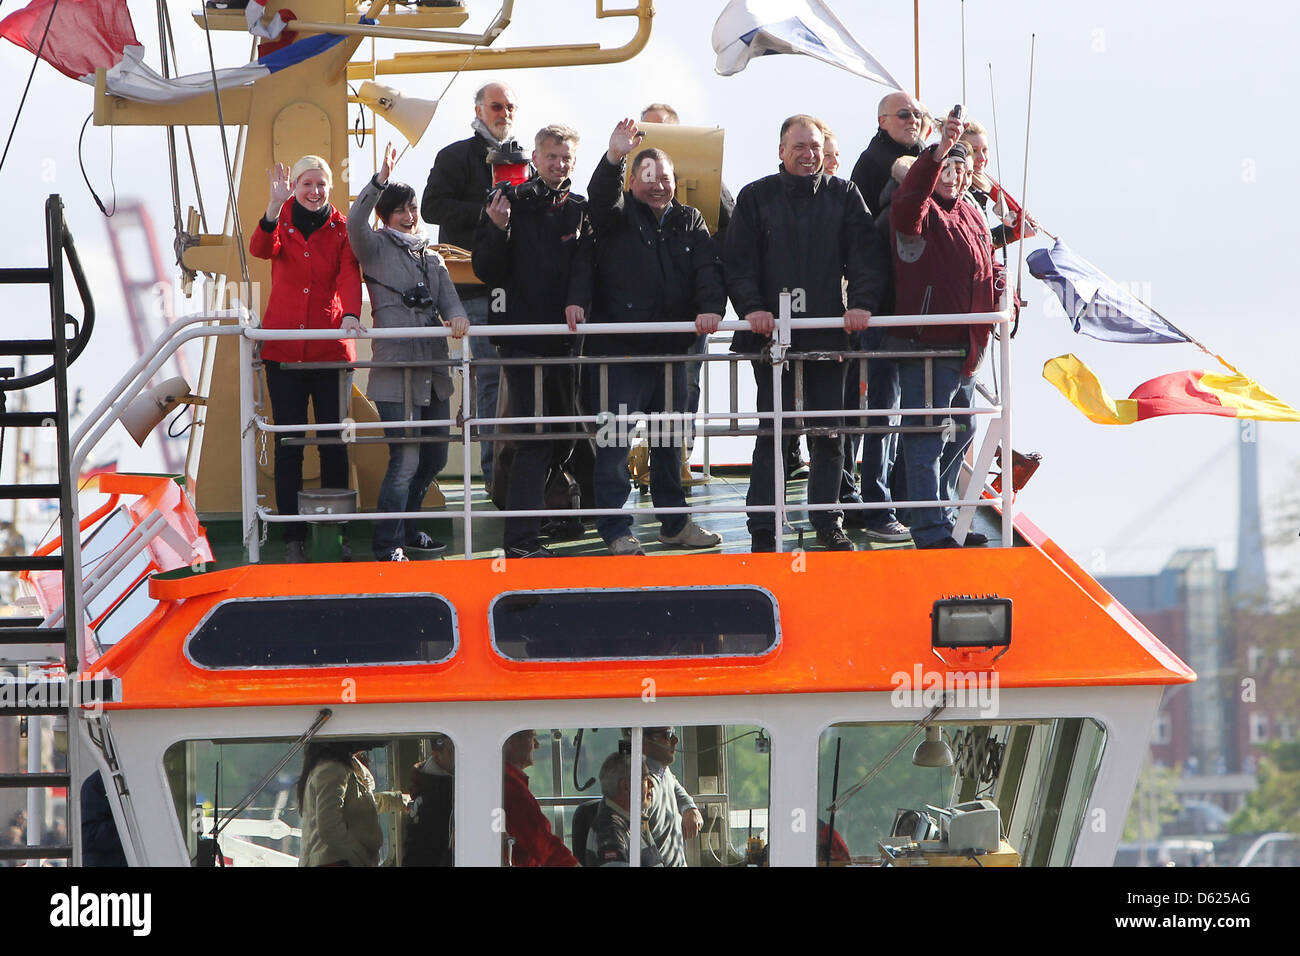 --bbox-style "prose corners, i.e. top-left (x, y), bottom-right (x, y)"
top-left (490, 177), bottom-right (549, 205)
top-left (402, 283), bottom-right (434, 309)
top-left (485, 138), bottom-right (541, 204)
